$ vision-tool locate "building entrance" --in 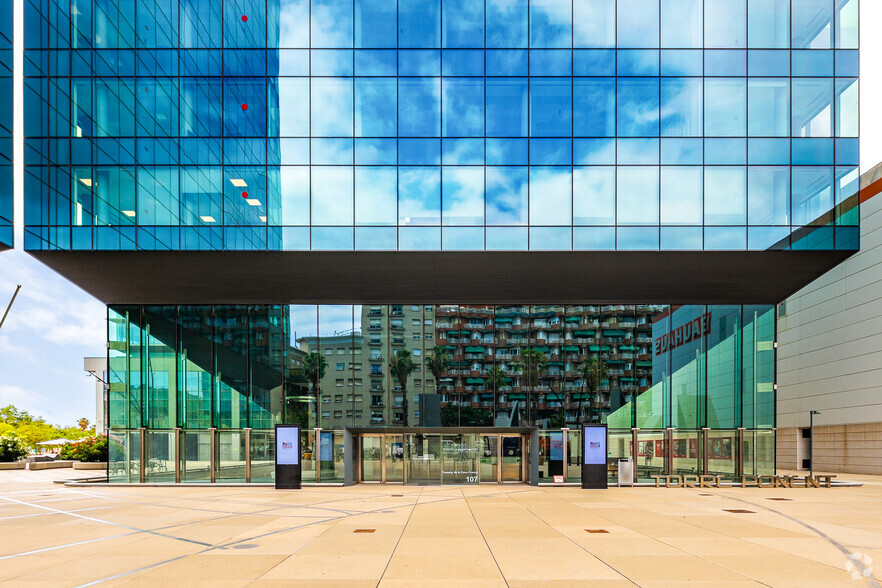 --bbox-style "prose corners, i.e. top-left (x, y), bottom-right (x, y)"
top-left (355, 429), bottom-right (530, 485)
